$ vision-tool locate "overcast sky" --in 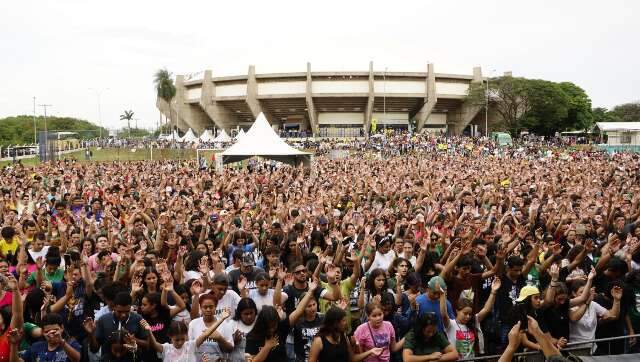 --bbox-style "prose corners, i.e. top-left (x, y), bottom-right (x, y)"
top-left (1, 0), bottom-right (638, 130)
